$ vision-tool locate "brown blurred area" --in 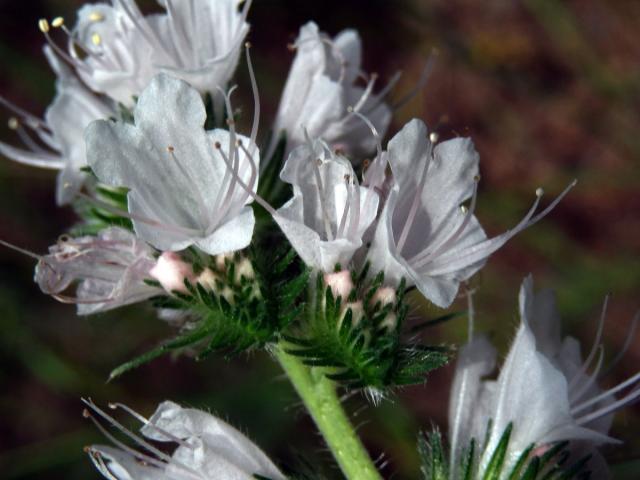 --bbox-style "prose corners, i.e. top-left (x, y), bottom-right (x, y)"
top-left (0, 0), bottom-right (638, 478)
